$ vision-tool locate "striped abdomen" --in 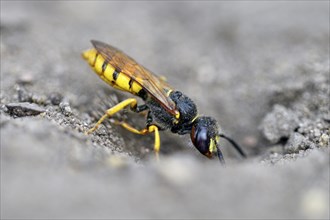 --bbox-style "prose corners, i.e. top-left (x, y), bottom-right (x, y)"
top-left (82, 49), bottom-right (145, 97)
